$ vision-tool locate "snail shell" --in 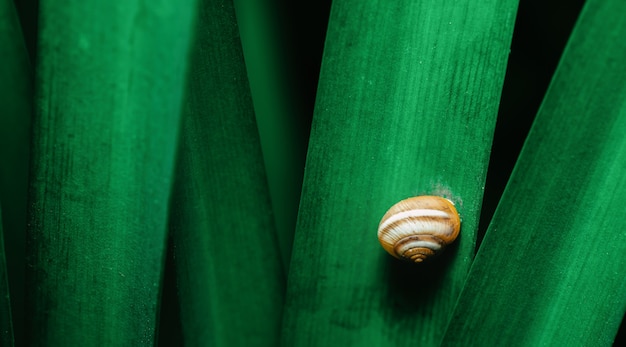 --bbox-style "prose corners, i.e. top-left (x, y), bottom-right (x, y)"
top-left (377, 196), bottom-right (460, 263)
